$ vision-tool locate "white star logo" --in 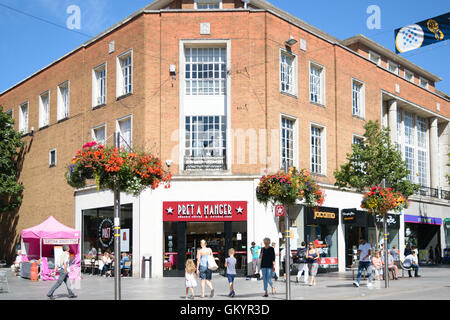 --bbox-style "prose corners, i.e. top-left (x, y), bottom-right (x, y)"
top-left (166, 207), bottom-right (174, 215)
top-left (236, 206), bottom-right (244, 214)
